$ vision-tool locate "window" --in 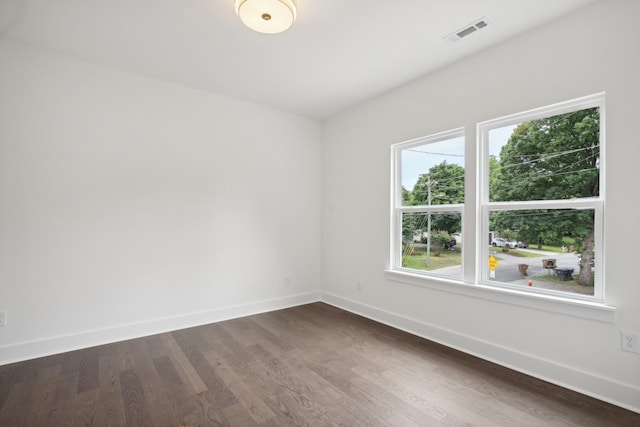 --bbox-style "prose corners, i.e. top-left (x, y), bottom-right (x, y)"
top-left (479, 93), bottom-right (604, 302)
top-left (391, 129), bottom-right (464, 280)
top-left (389, 93), bottom-right (607, 310)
